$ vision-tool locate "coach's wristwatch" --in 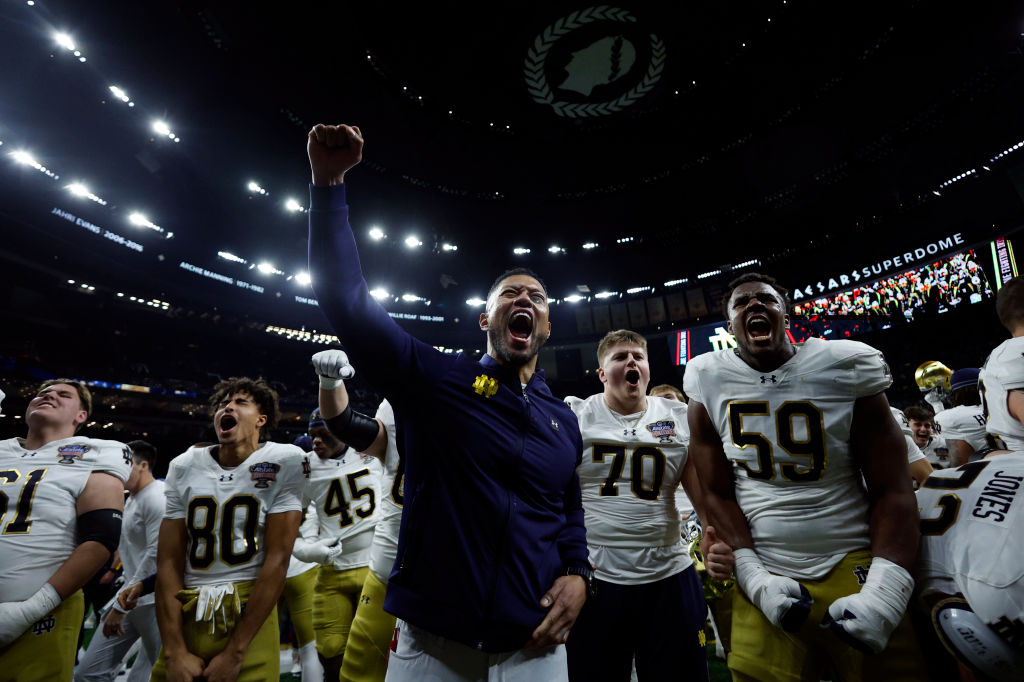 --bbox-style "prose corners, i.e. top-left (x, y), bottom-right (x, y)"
top-left (564, 565), bottom-right (596, 597)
